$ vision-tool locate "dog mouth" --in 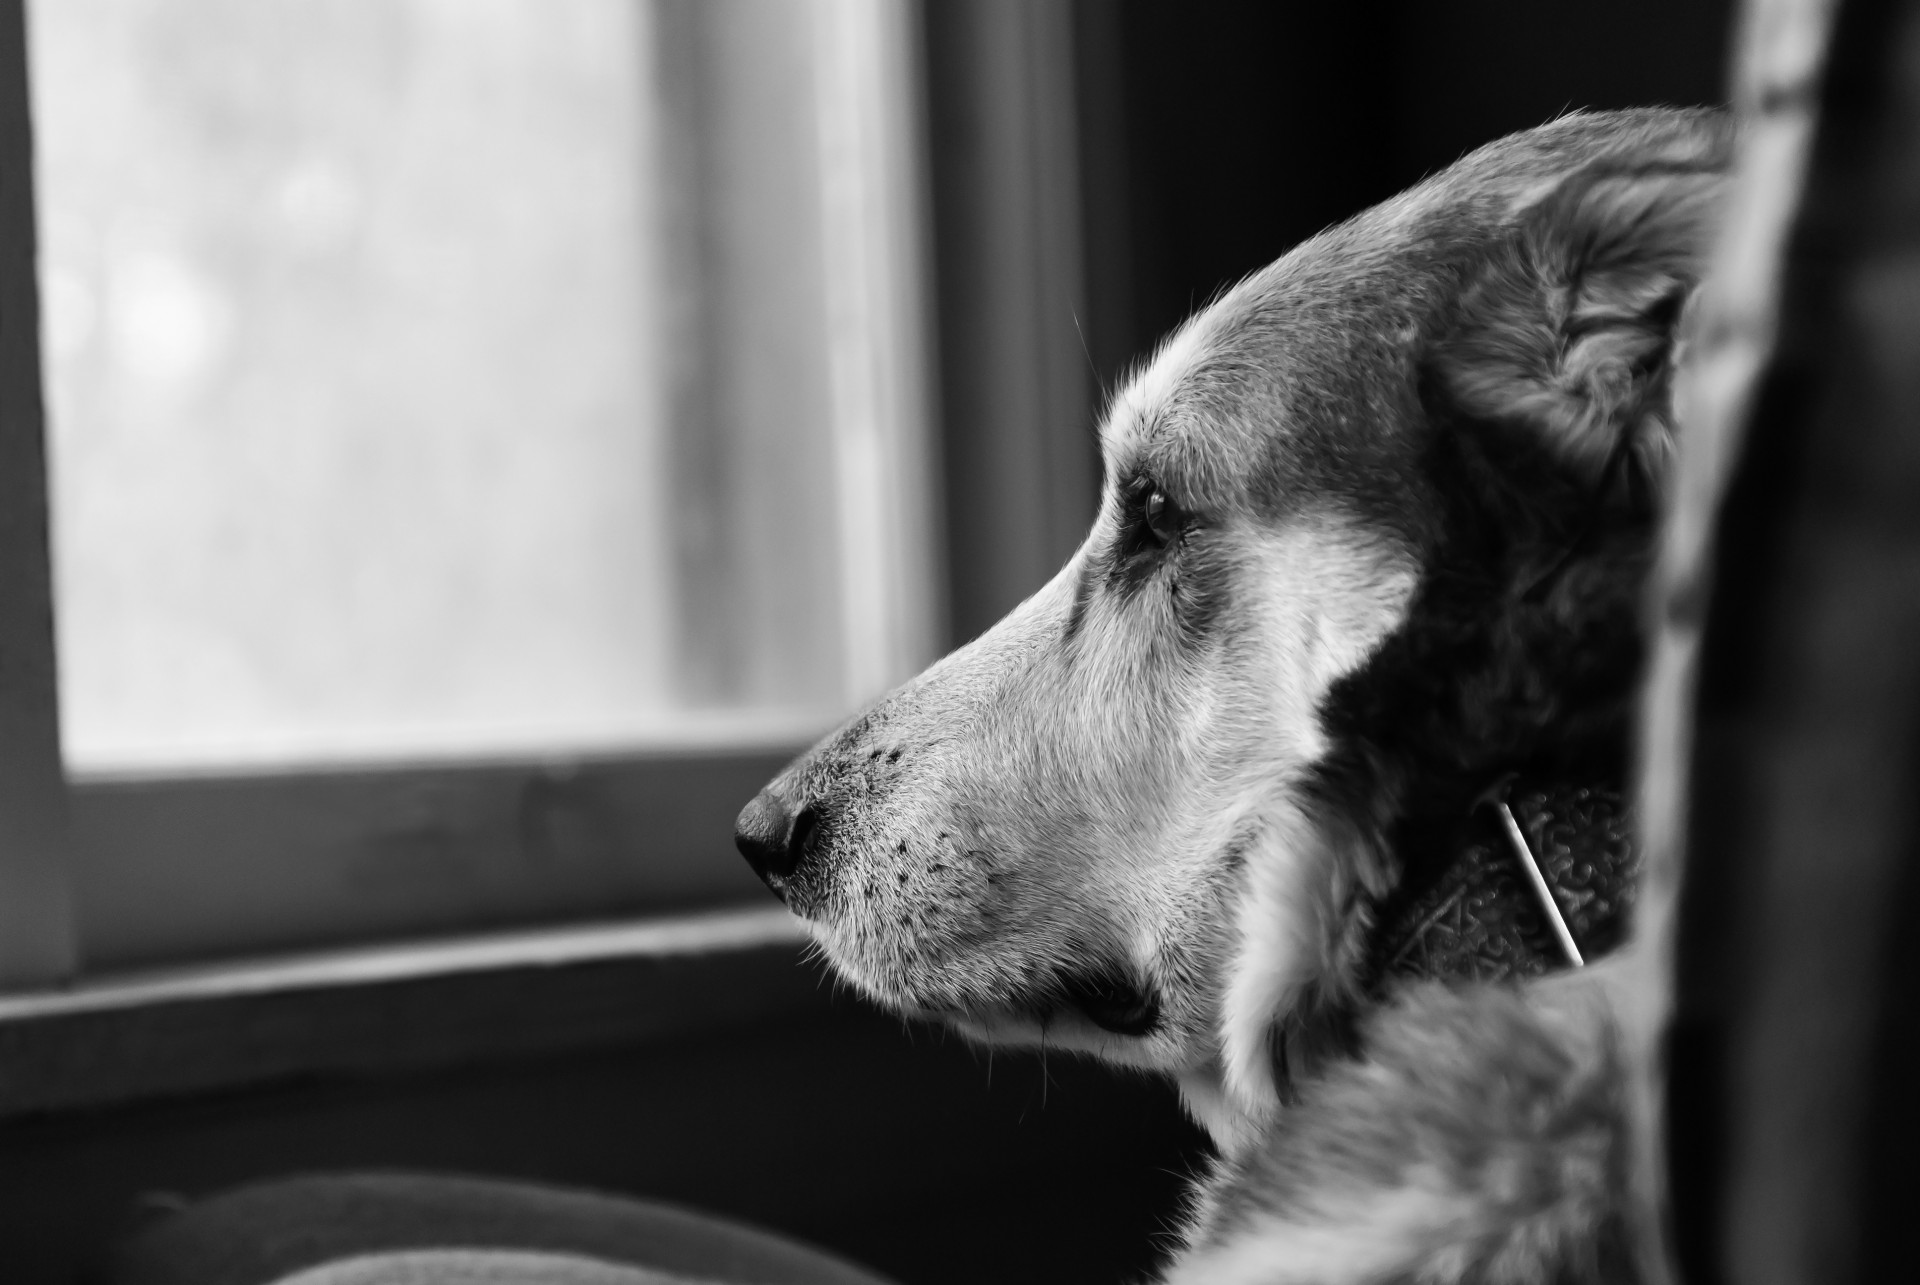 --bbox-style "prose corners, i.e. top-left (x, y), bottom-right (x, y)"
top-left (1053, 968), bottom-right (1162, 1037)
top-left (854, 958), bottom-right (1164, 1041)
